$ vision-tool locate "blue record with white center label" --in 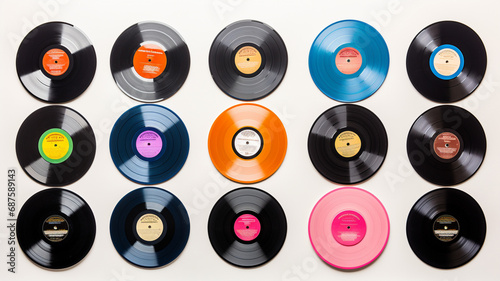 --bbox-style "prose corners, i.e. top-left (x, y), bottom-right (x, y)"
top-left (109, 104), bottom-right (189, 185)
top-left (309, 20), bottom-right (389, 102)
